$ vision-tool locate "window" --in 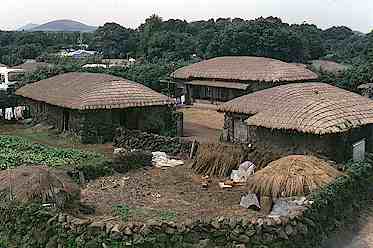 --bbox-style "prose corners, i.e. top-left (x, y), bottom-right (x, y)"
top-left (353, 139), bottom-right (365, 162)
